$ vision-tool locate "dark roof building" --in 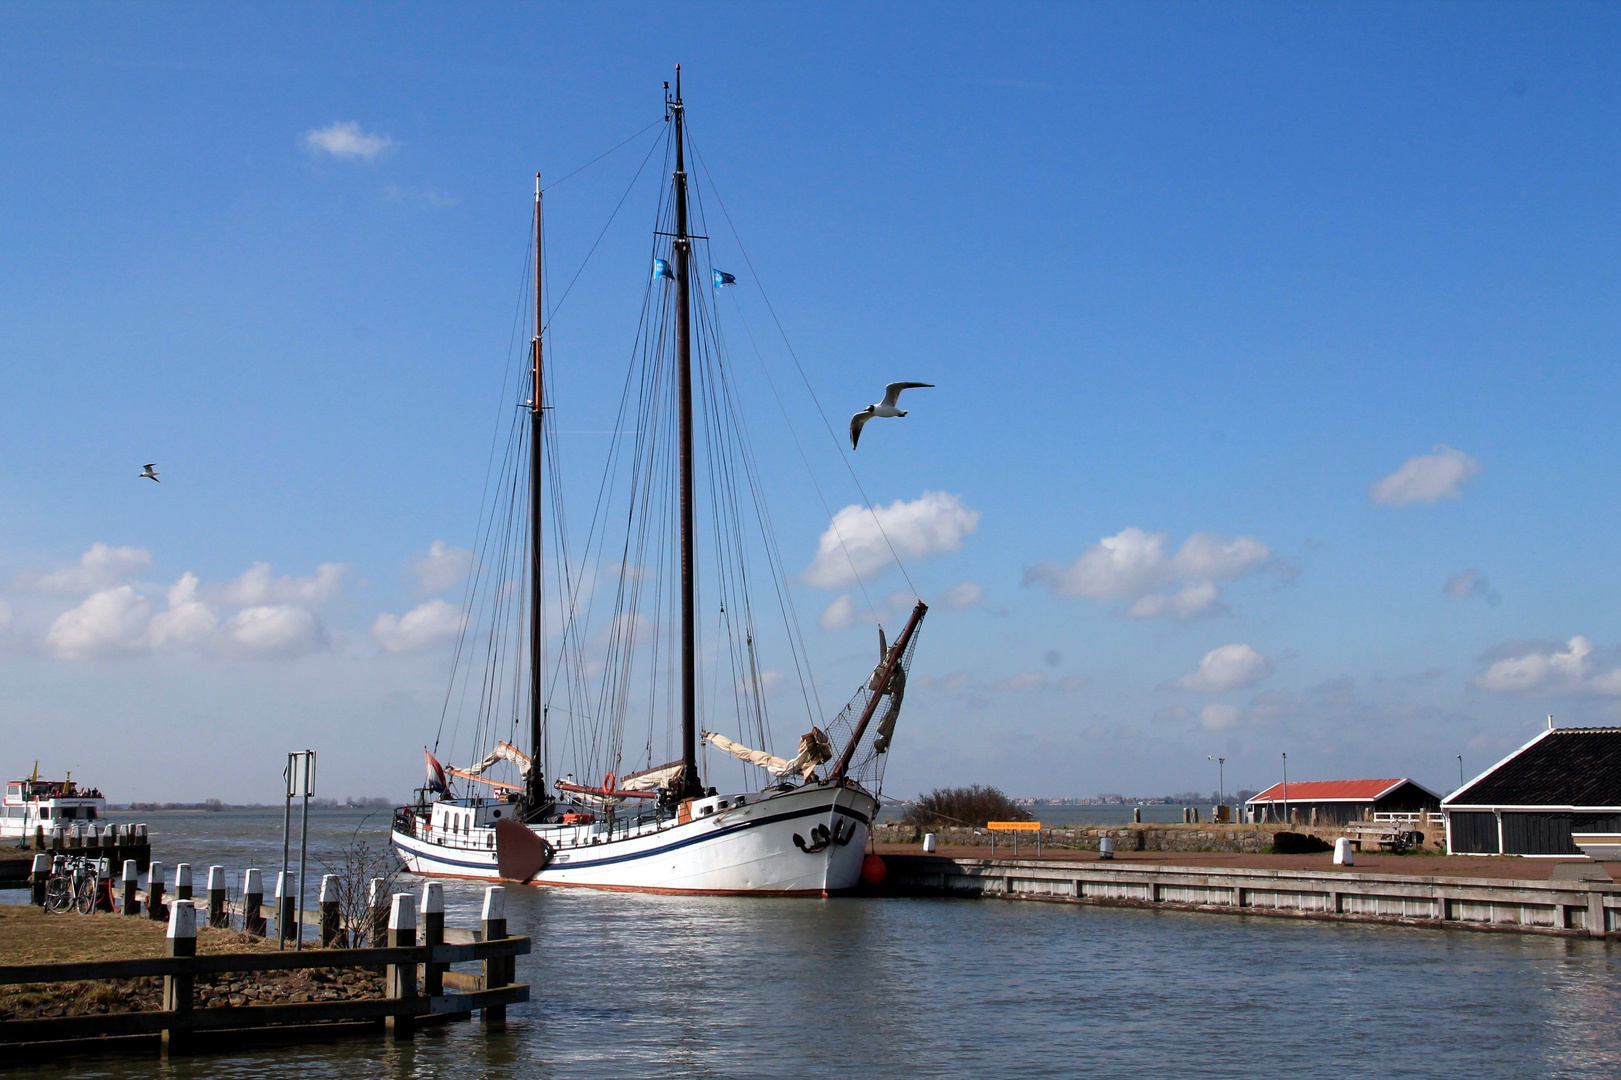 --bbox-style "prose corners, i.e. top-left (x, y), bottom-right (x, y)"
top-left (1443, 725), bottom-right (1621, 858)
top-left (1245, 778), bottom-right (1441, 826)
